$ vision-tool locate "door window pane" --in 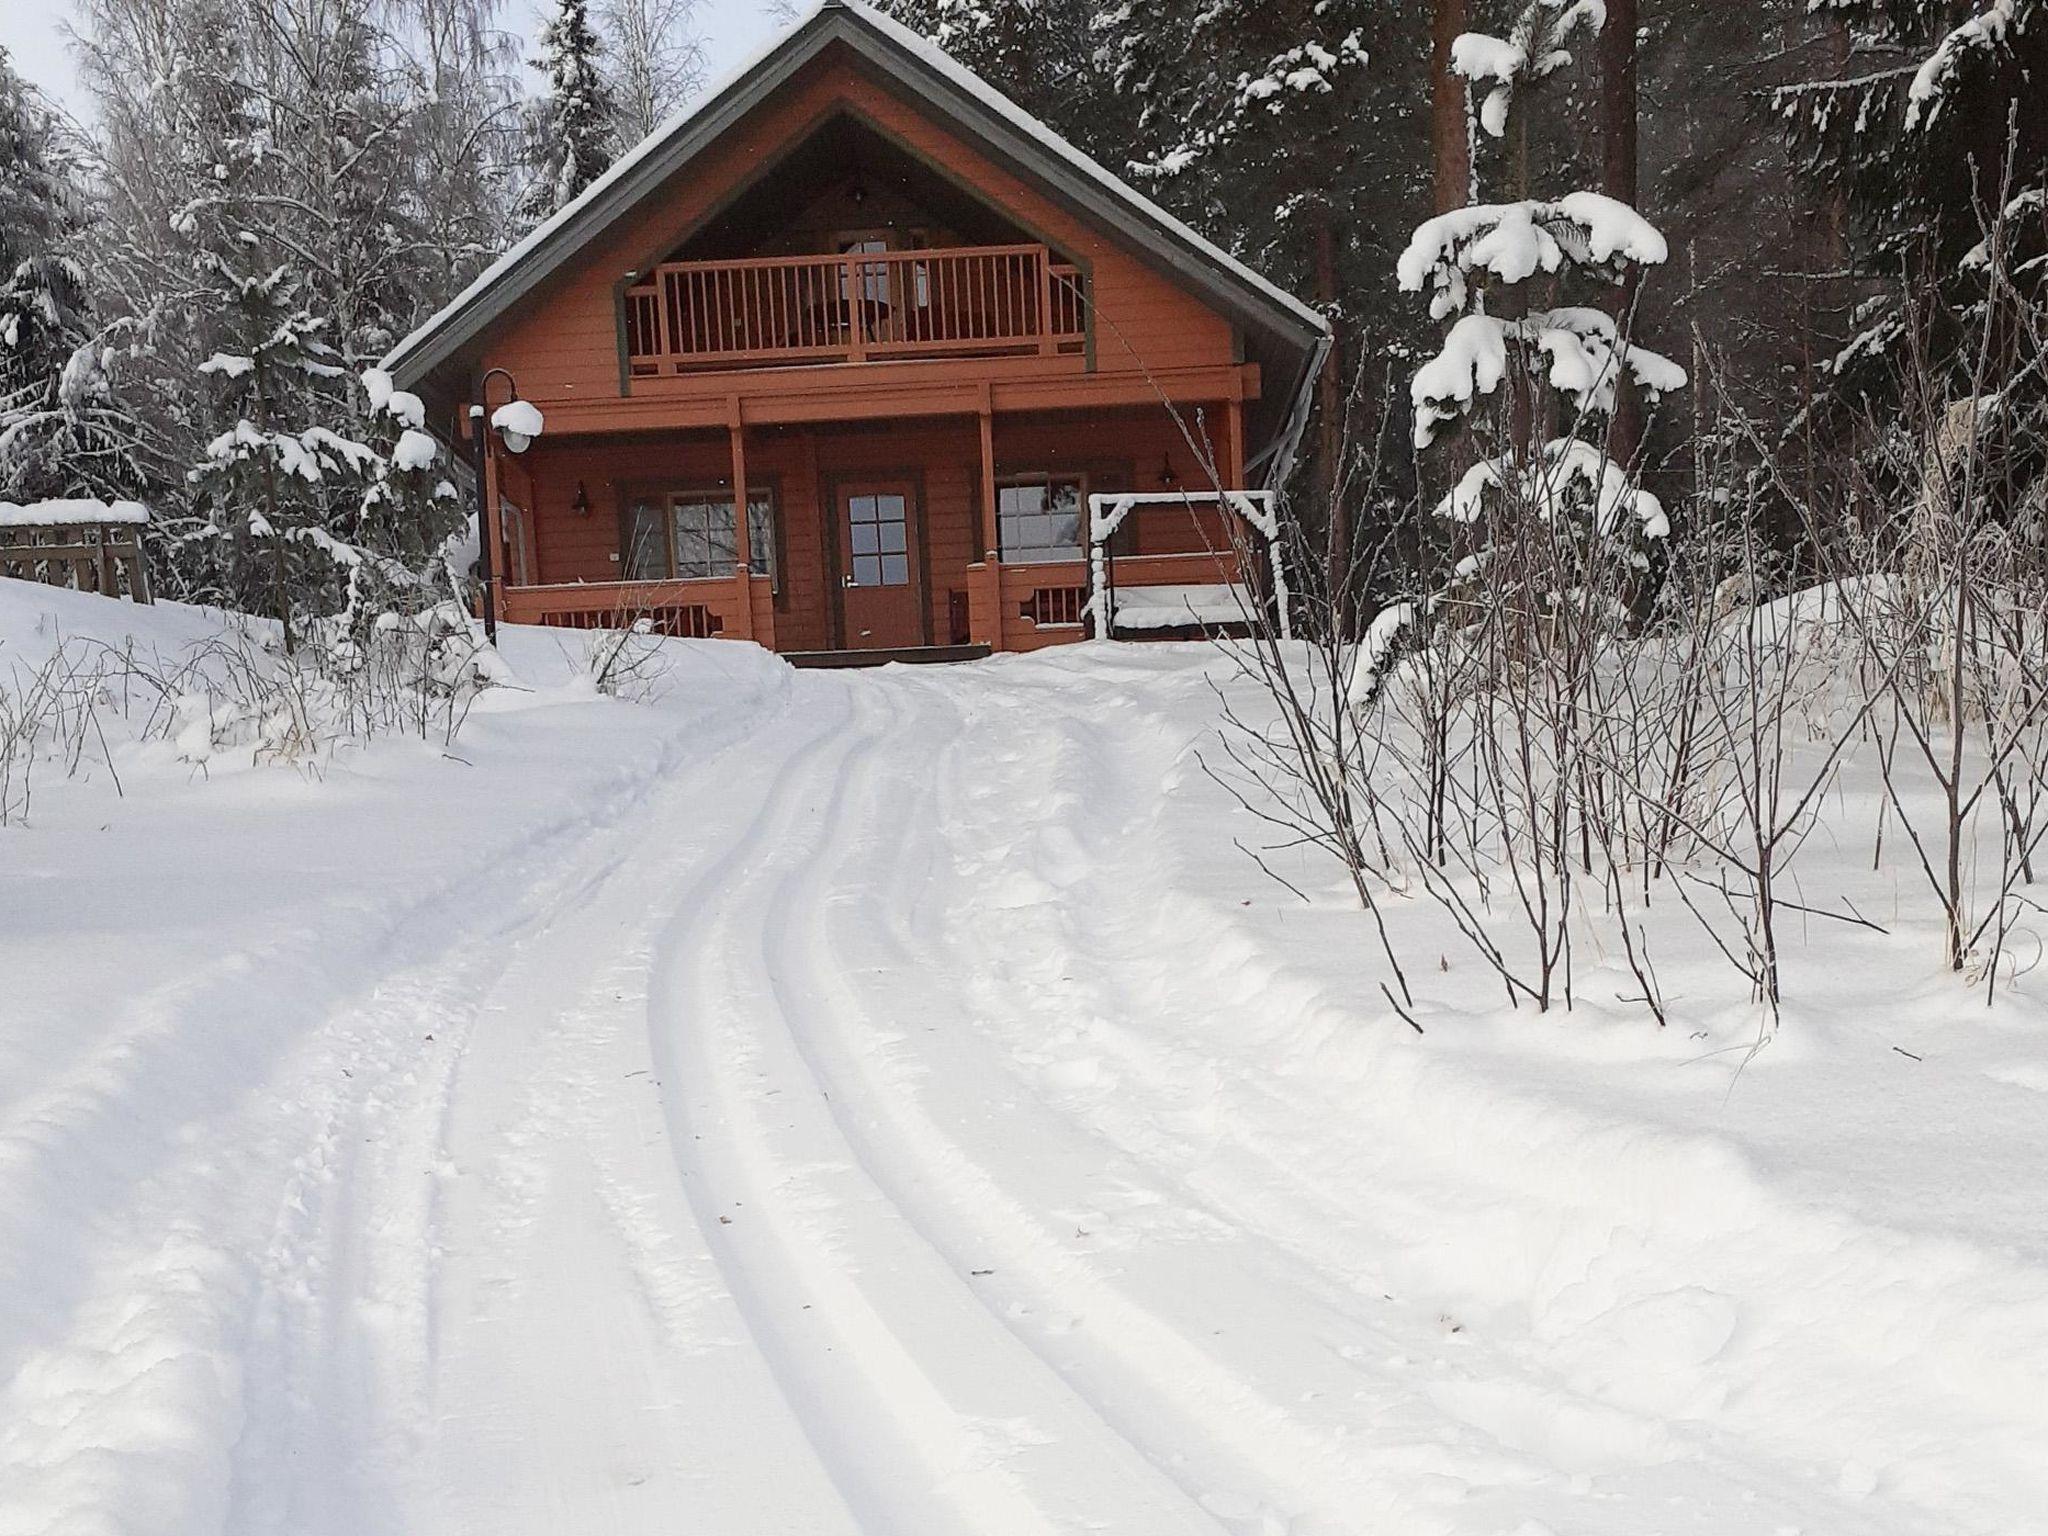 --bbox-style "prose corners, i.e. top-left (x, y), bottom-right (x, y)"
top-left (847, 490), bottom-right (910, 587)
